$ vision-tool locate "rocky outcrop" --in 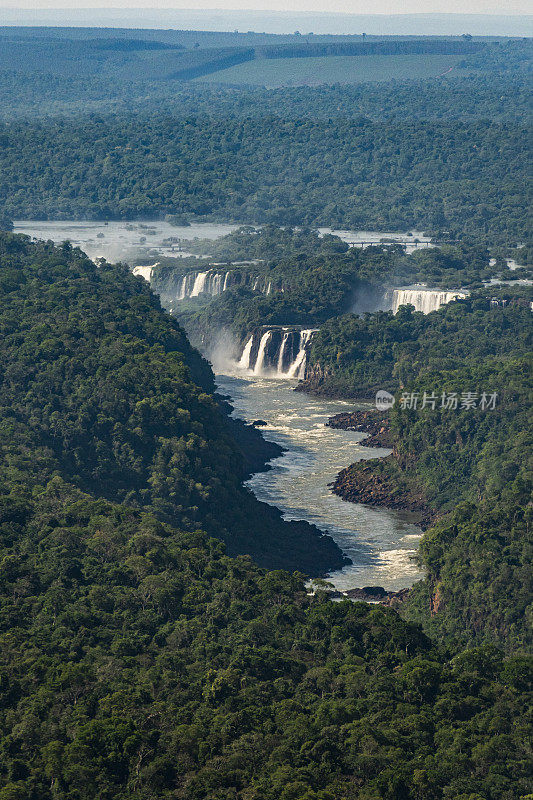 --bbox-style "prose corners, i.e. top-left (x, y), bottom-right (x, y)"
top-left (331, 456), bottom-right (435, 529)
top-left (430, 583), bottom-right (445, 616)
top-left (295, 362), bottom-right (332, 394)
top-left (327, 408), bottom-right (392, 448)
top-left (343, 586), bottom-right (411, 606)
